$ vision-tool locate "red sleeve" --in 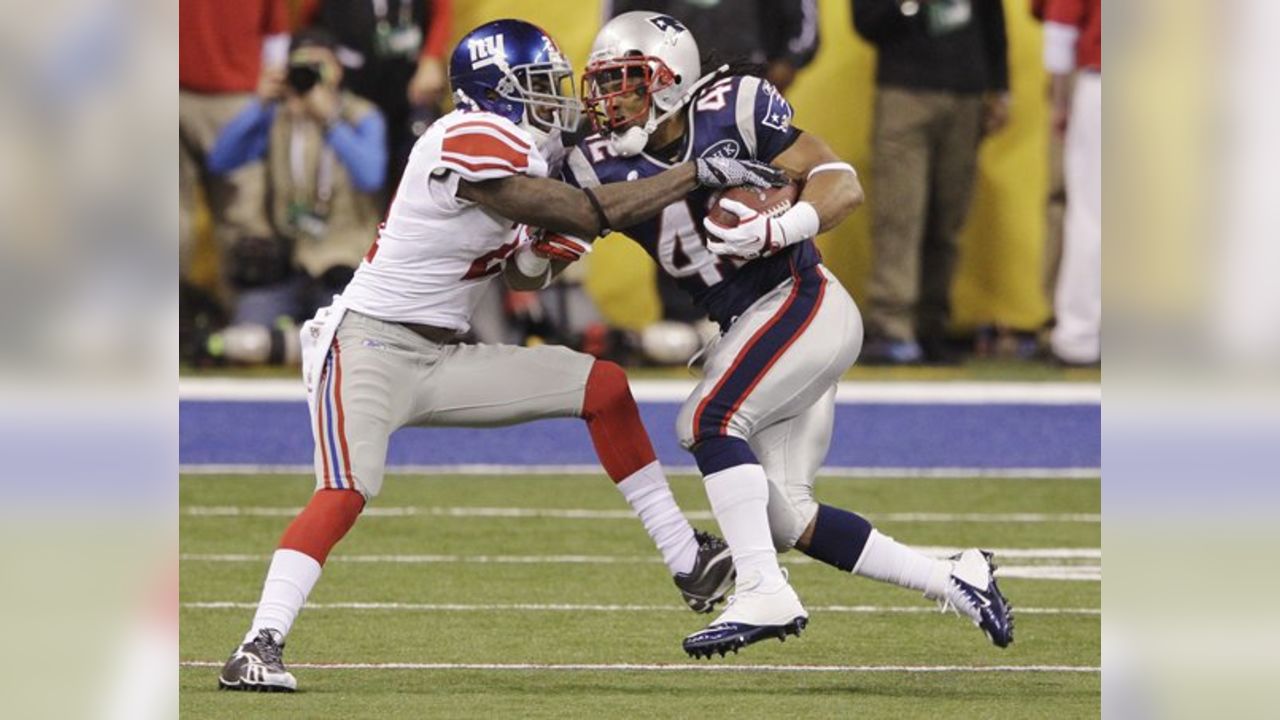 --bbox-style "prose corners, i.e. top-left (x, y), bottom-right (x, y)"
top-left (421, 0), bottom-right (453, 60)
top-left (1043, 0), bottom-right (1085, 27)
top-left (263, 0), bottom-right (290, 35)
top-left (439, 119), bottom-right (534, 179)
